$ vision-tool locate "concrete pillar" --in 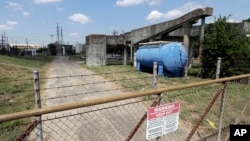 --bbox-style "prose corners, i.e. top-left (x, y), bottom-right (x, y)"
top-left (198, 17), bottom-right (205, 58)
top-left (183, 22), bottom-right (192, 77)
top-left (183, 22), bottom-right (192, 56)
top-left (123, 45), bottom-right (127, 65)
top-left (134, 47), bottom-right (137, 67)
top-left (86, 34), bottom-right (107, 66)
